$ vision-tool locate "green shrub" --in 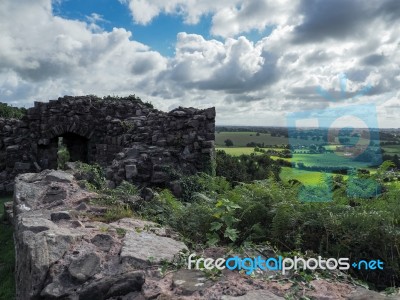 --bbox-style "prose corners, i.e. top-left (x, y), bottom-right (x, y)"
top-left (103, 205), bottom-right (133, 222)
top-left (179, 173), bottom-right (230, 202)
top-left (138, 170), bottom-right (400, 288)
top-left (0, 102), bottom-right (26, 119)
top-left (216, 150), bottom-right (281, 184)
top-left (57, 144), bottom-right (70, 170)
top-left (75, 162), bottom-right (106, 191)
